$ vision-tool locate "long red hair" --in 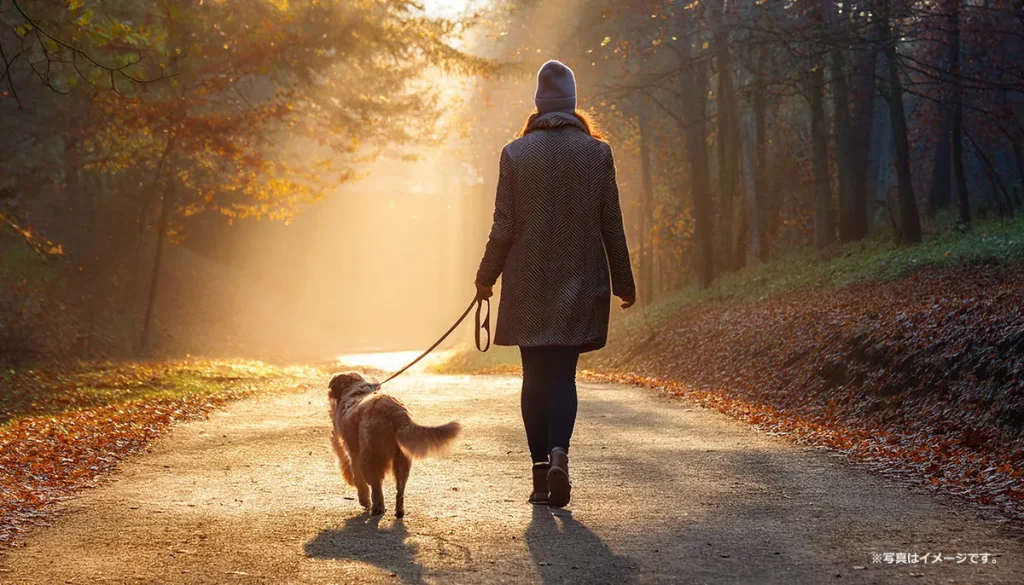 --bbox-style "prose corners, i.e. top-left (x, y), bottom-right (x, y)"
top-left (518, 109), bottom-right (606, 141)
